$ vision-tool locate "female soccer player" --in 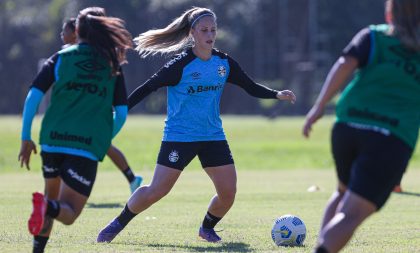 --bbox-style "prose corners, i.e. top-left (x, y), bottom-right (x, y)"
top-left (303, 0), bottom-right (419, 252)
top-left (60, 17), bottom-right (143, 193)
top-left (97, 7), bottom-right (296, 243)
top-left (18, 7), bottom-right (132, 253)
top-left (60, 18), bottom-right (77, 48)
